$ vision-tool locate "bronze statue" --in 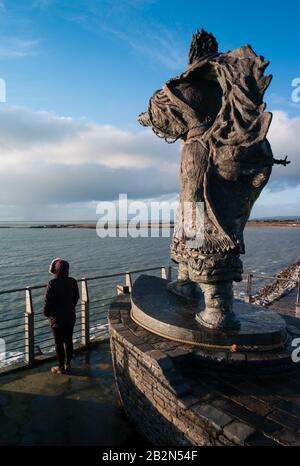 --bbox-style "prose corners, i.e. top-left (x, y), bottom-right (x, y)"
top-left (138, 28), bottom-right (289, 330)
